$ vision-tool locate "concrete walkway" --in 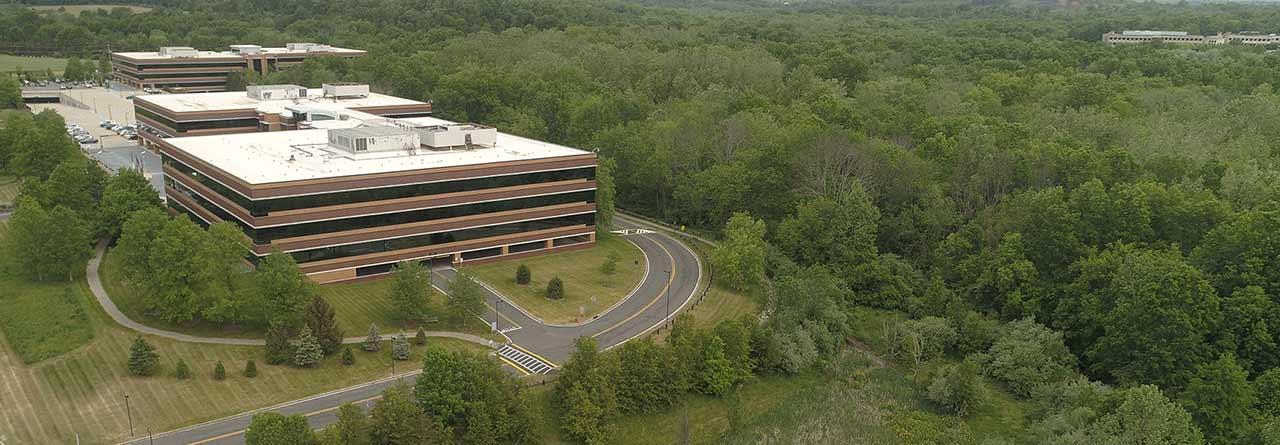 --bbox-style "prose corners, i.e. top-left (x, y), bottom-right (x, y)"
top-left (85, 240), bottom-right (495, 348)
